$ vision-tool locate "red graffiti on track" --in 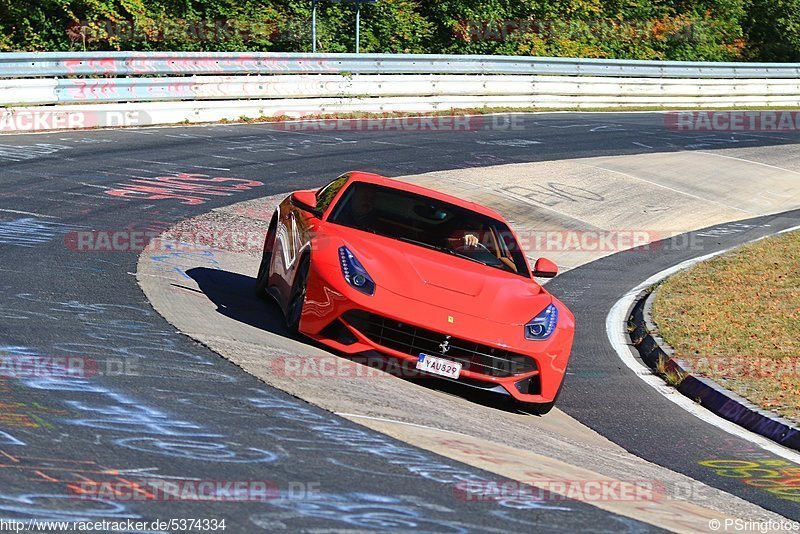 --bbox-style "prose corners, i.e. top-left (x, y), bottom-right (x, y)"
top-left (105, 172), bottom-right (263, 205)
